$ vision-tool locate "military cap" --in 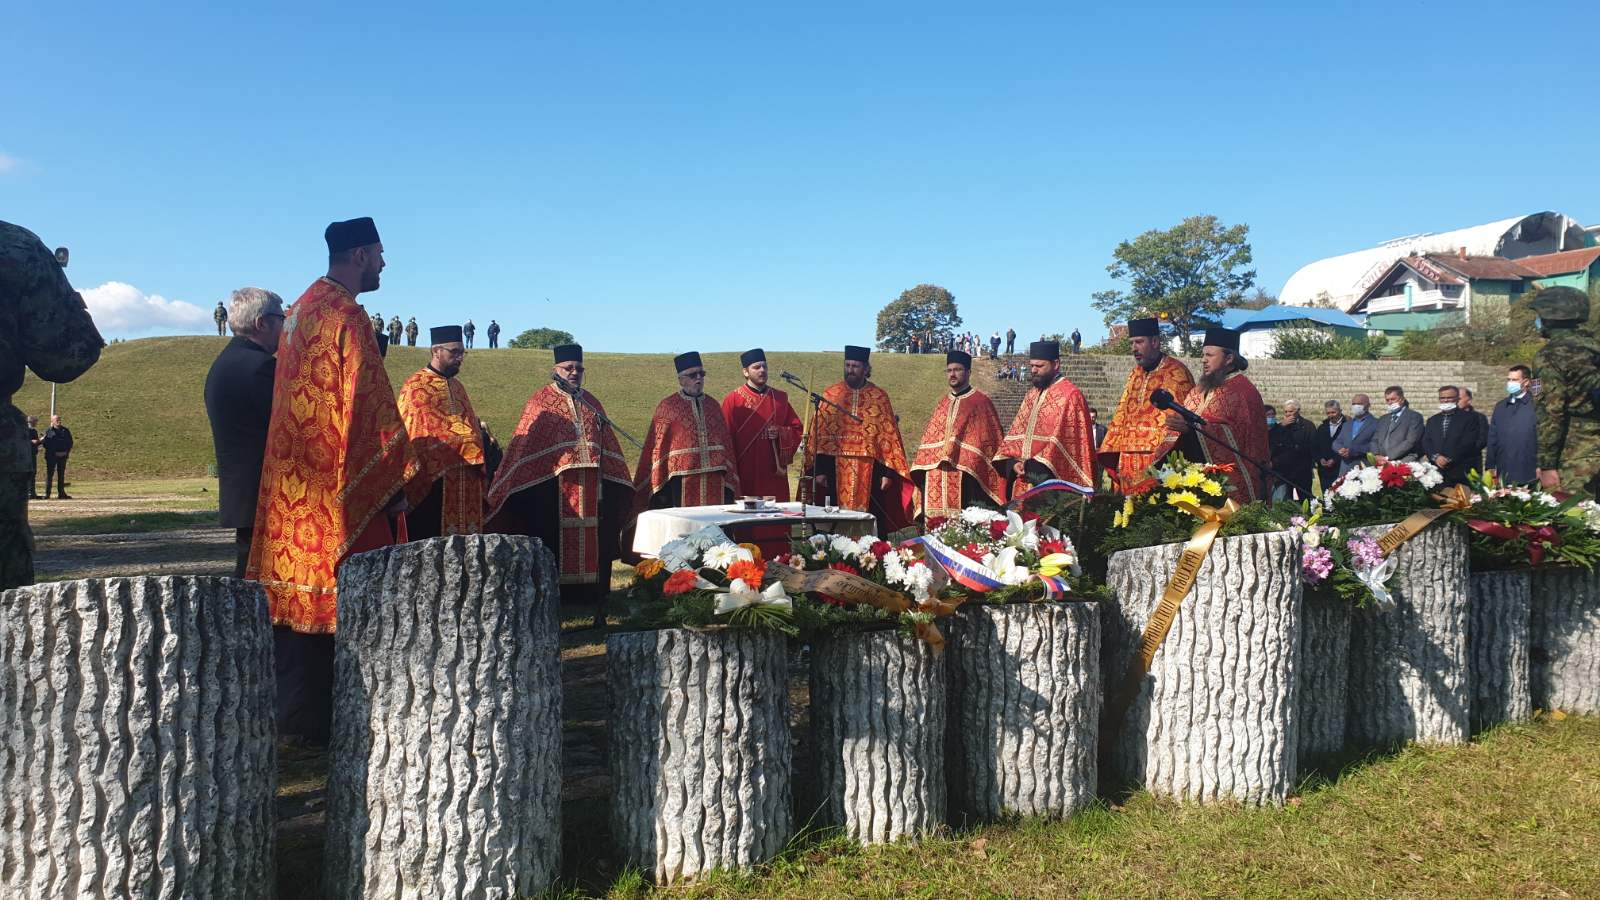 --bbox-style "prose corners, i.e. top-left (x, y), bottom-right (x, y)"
top-left (1529, 286), bottom-right (1590, 324)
